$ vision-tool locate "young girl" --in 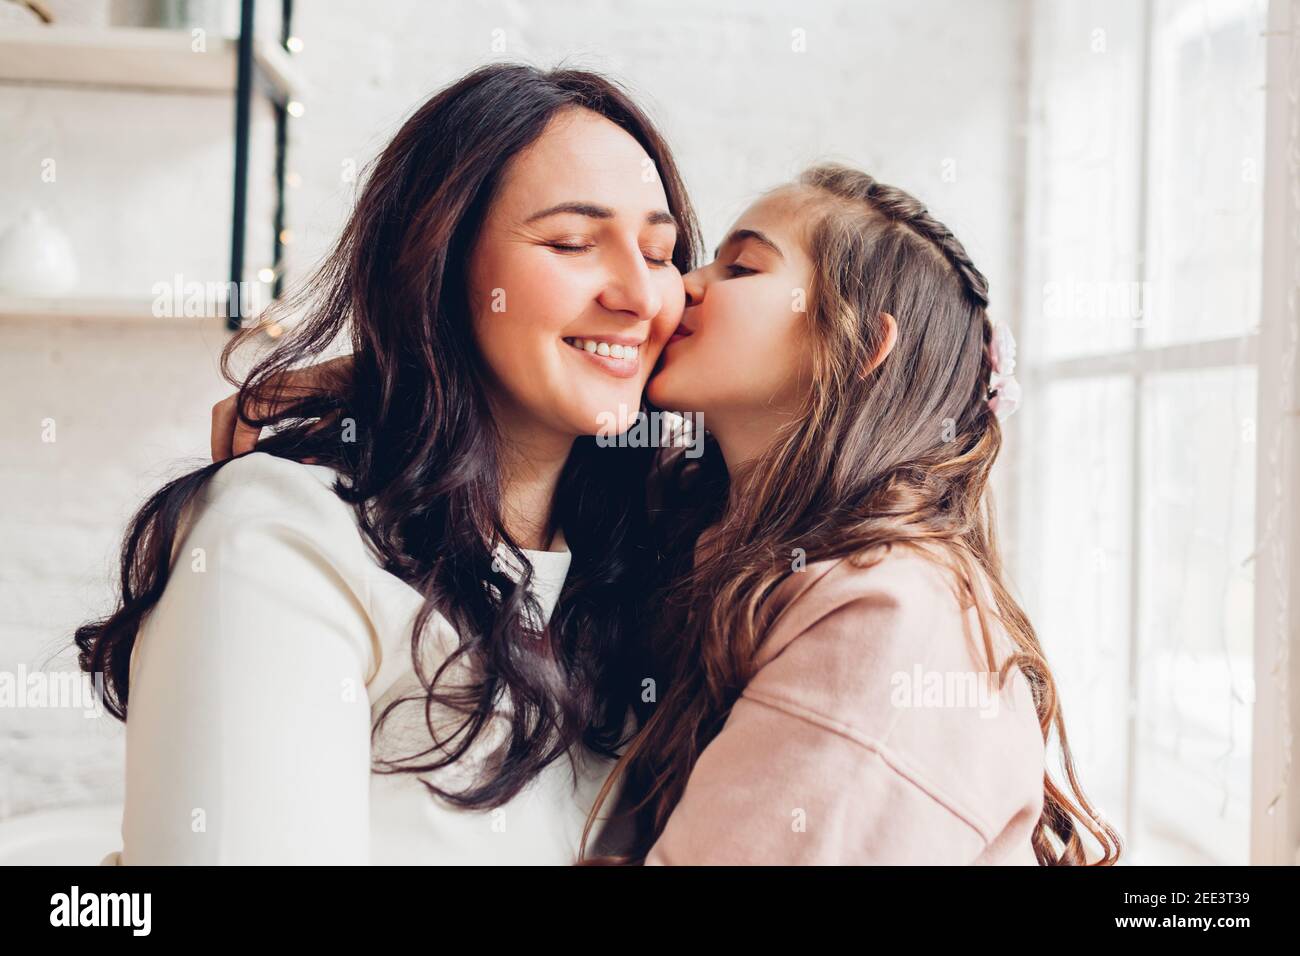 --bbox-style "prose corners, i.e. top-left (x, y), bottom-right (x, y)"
top-left (80, 63), bottom-right (698, 864)
top-left (580, 164), bottom-right (1121, 865)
